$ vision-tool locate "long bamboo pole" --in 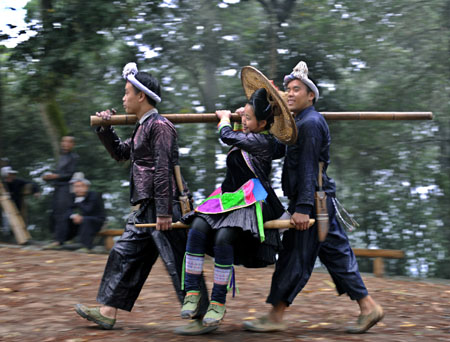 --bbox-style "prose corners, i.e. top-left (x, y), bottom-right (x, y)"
top-left (90, 112), bottom-right (433, 126)
top-left (135, 218), bottom-right (315, 229)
